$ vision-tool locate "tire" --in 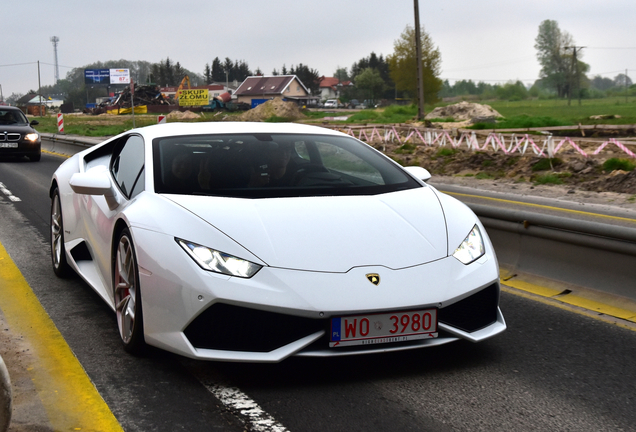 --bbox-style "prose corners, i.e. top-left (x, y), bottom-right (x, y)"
top-left (50, 188), bottom-right (72, 278)
top-left (28, 152), bottom-right (41, 162)
top-left (113, 228), bottom-right (146, 354)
